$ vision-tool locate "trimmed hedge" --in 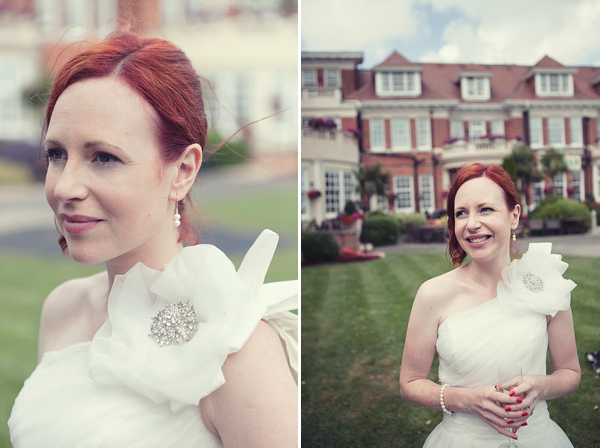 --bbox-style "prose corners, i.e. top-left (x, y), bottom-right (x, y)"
top-left (395, 212), bottom-right (427, 234)
top-left (363, 215), bottom-right (399, 246)
top-left (531, 197), bottom-right (591, 232)
top-left (301, 232), bottom-right (340, 263)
